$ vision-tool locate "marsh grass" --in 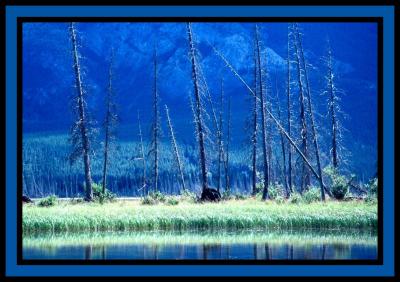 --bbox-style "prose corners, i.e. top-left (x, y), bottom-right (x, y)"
top-left (23, 229), bottom-right (377, 248)
top-left (23, 198), bottom-right (377, 234)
